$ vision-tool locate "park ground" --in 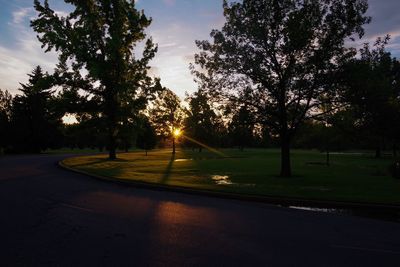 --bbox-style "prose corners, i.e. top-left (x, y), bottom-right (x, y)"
top-left (62, 148), bottom-right (400, 205)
